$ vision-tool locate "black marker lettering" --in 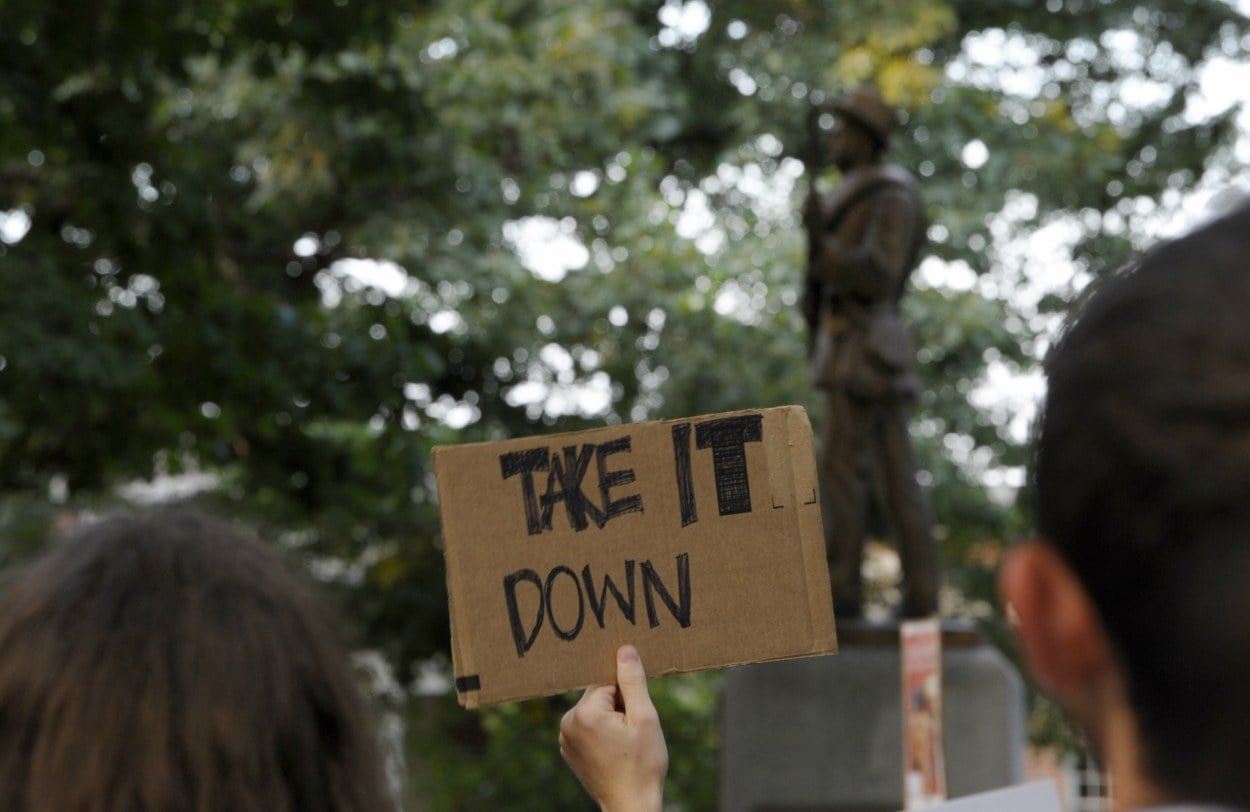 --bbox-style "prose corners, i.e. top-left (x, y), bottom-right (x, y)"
top-left (597, 437), bottom-right (643, 521)
top-left (544, 565), bottom-right (586, 641)
top-left (540, 445), bottom-right (600, 531)
top-left (500, 448), bottom-right (551, 535)
top-left (695, 414), bottom-right (763, 516)
top-left (641, 553), bottom-right (691, 629)
top-left (672, 423), bottom-right (697, 526)
top-left (582, 560), bottom-right (637, 627)
top-left (503, 568), bottom-right (545, 657)
top-left (504, 556), bottom-right (691, 657)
